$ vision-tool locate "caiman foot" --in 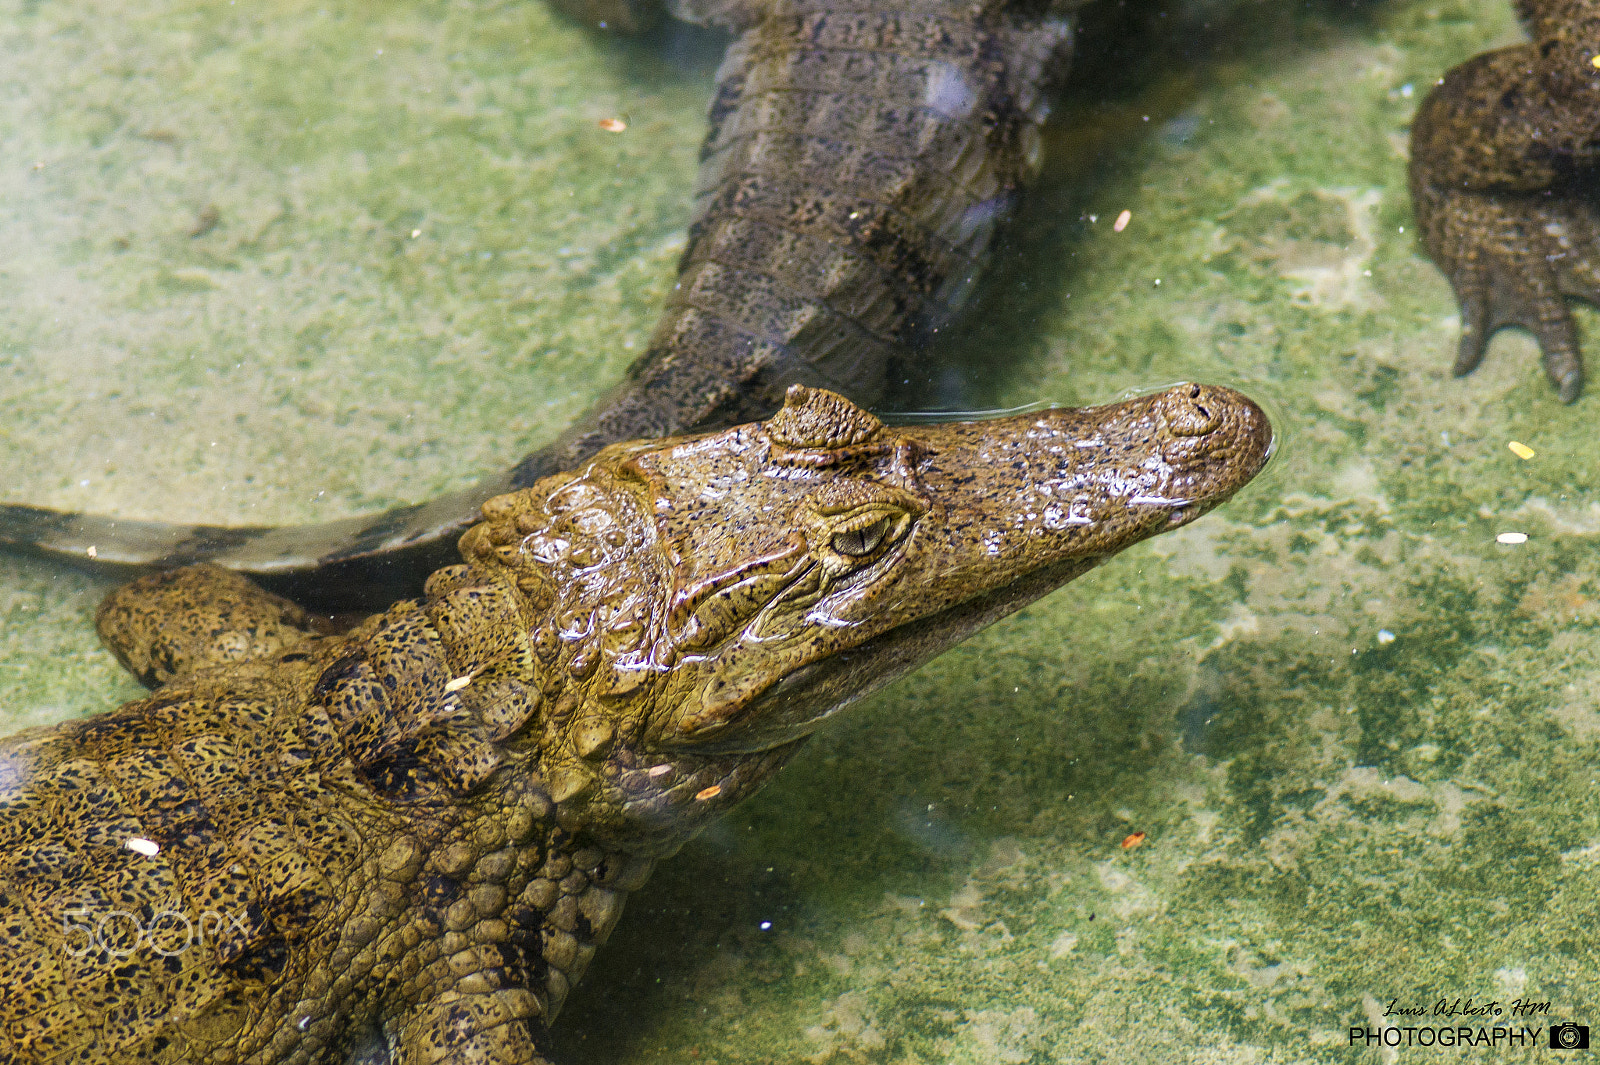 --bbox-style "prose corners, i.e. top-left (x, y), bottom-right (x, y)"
top-left (1408, 15), bottom-right (1600, 404)
top-left (389, 992), bottom-right (556, 1065)
top-left (1416, 182), bottom-right (1598, 403)
top-left (95, 563), bottom-right (326, 688)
